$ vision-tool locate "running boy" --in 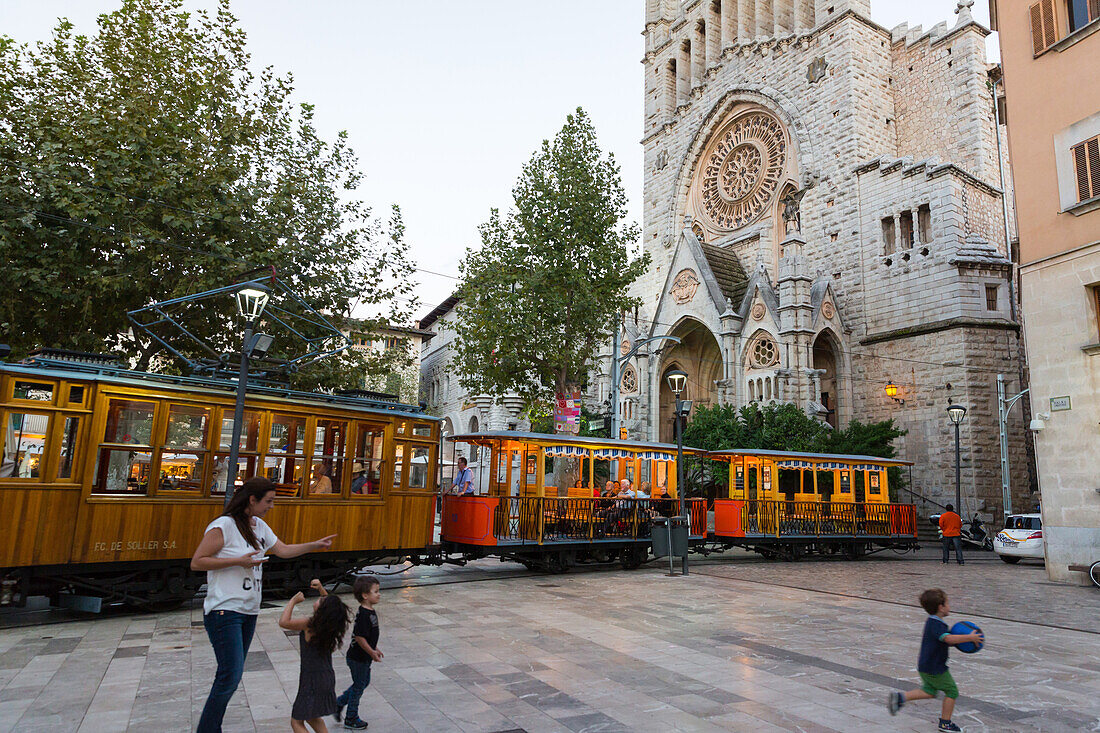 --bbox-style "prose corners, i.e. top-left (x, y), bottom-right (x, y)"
top-left (888, 588), bottom-right (983, 732)
top-left (334, 576), bottom-right (383, 730)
